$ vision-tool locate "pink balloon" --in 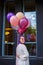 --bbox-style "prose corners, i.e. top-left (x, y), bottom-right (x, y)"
top-left (10, 16), bottom-right (19, 27)
top-left (19, 17), bottom-right (28, 29)
top-left (18, 27), bottom-right (27, 34)
top-left (26, 20), bottom-right (30, 28)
